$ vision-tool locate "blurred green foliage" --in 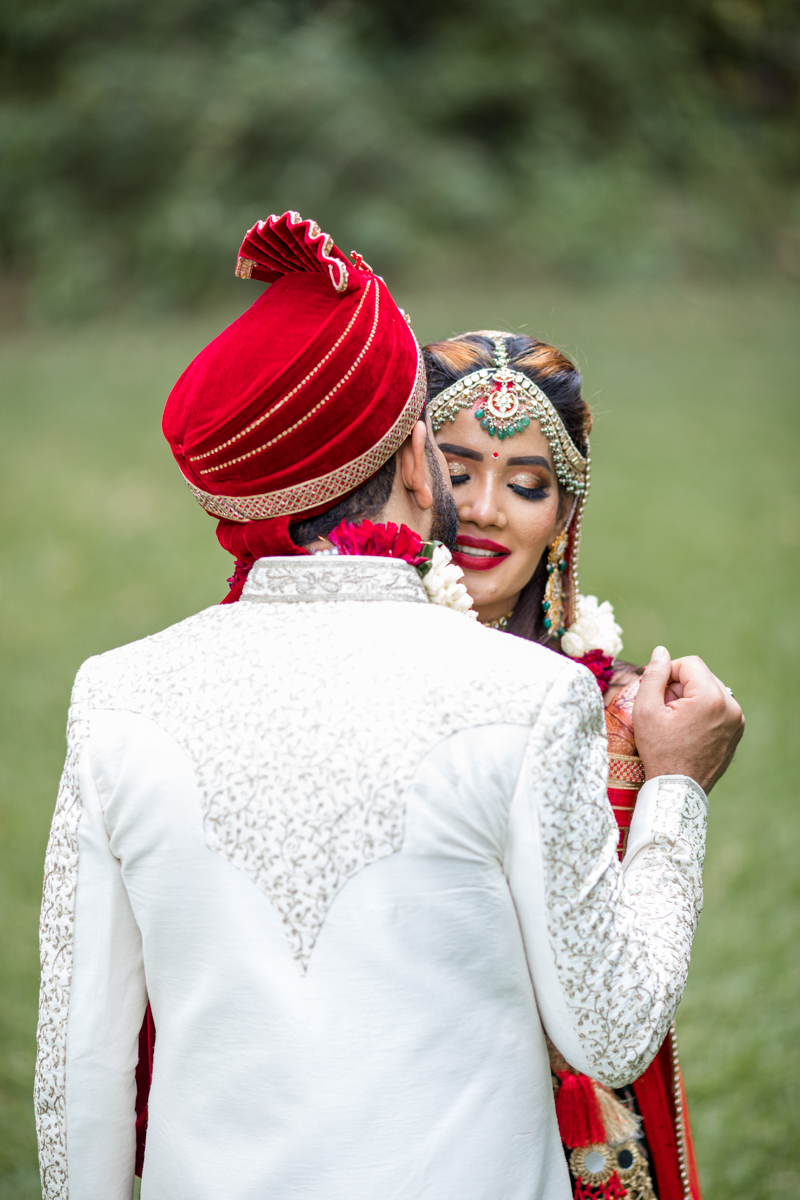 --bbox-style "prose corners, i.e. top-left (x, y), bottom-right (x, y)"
top-left (1, 0), bottom-right (800, 316)
top-left (1, 278), bottom-right (799, 1198)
